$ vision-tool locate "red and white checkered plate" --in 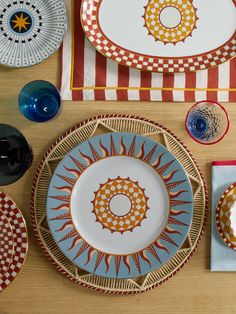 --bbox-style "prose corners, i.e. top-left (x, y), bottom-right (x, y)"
top-left (81, 0), bottom-right (236, 73)
top-left (0, 210), bottom-right (14, 277)
top-left (0, 192), bottom-right (28, 292)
